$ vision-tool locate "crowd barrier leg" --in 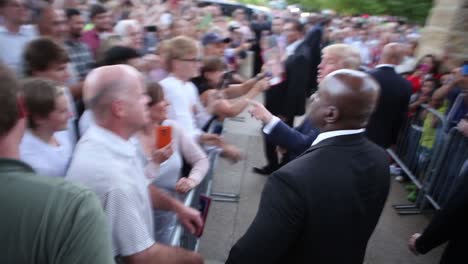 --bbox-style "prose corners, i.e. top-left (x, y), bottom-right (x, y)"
top-left (206, 157), bottom-right (240, 203)
top-left (205, 120), bottom-right (240, 203)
